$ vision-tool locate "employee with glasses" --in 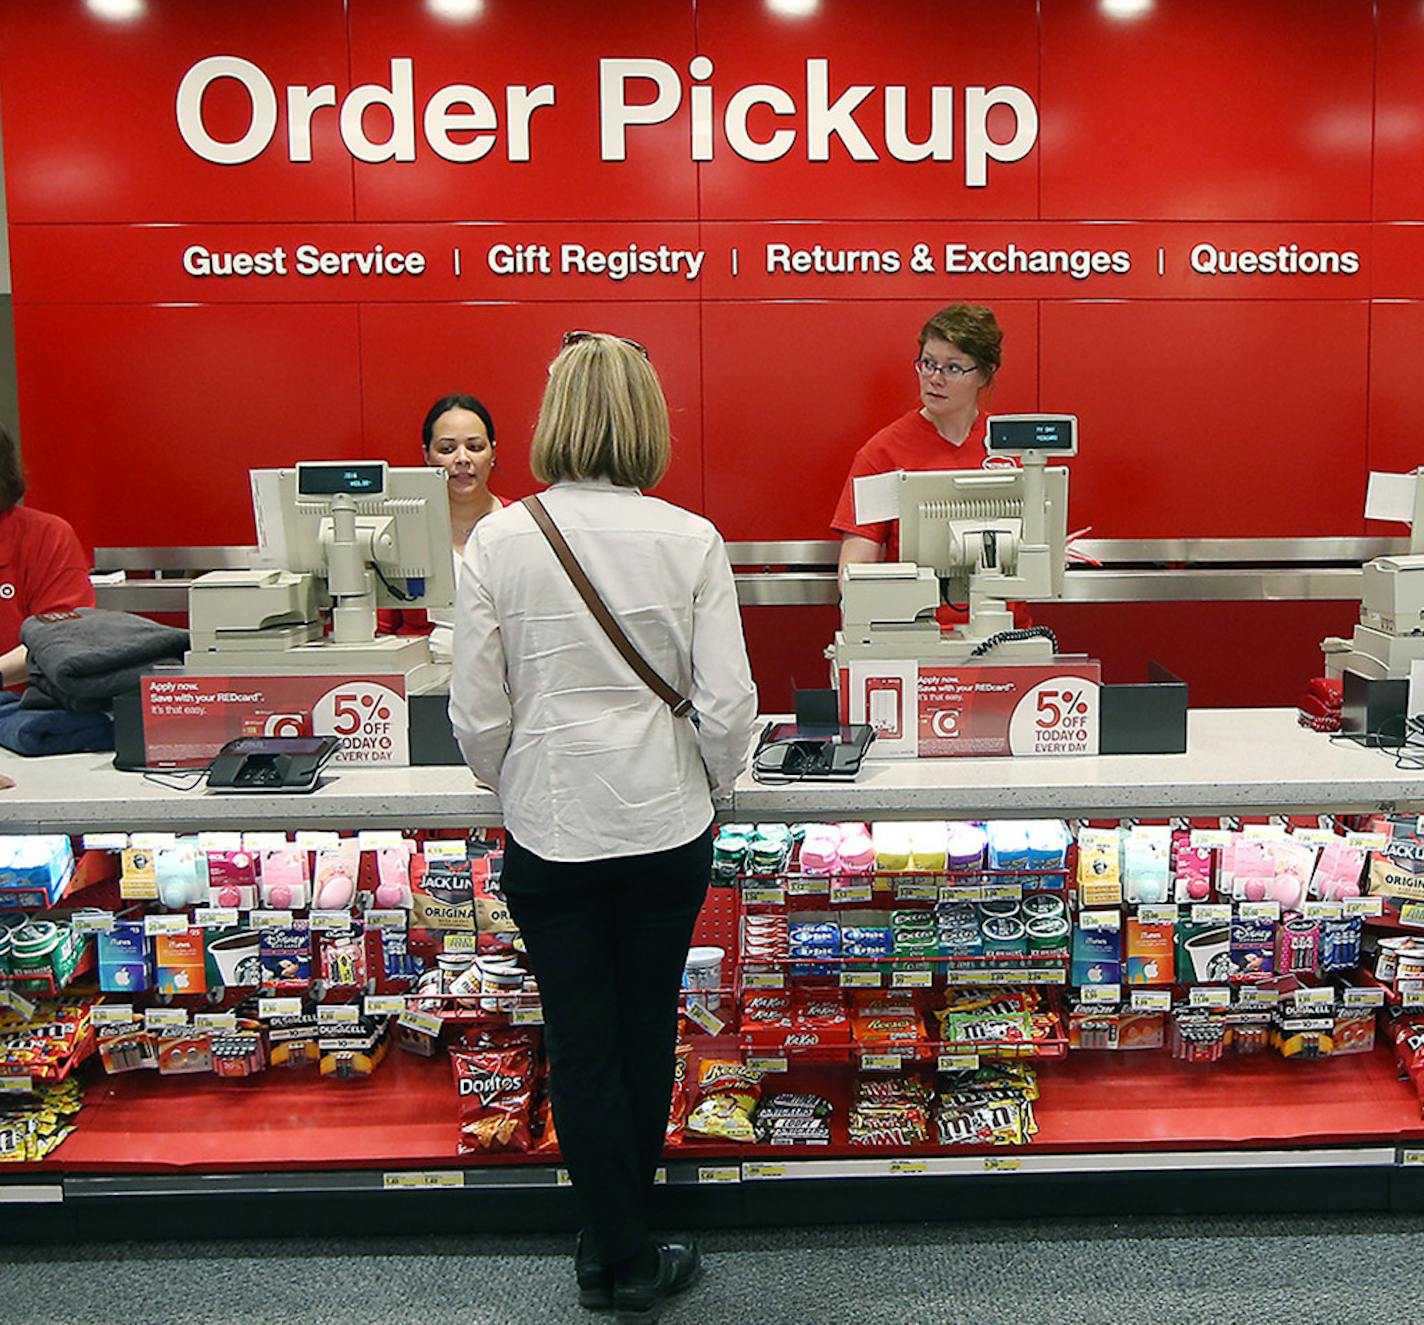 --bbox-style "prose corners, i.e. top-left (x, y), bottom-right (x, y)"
top-left (832, 303), bottom-right (1005, 582)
